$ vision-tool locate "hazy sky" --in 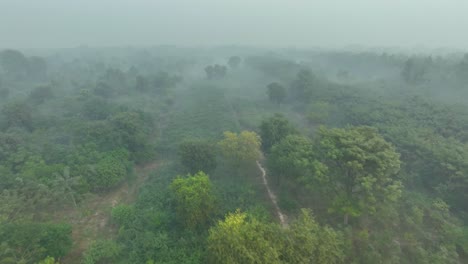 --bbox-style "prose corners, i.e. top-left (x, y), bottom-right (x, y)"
top-left (1, 0), bottom-right (467, 49)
